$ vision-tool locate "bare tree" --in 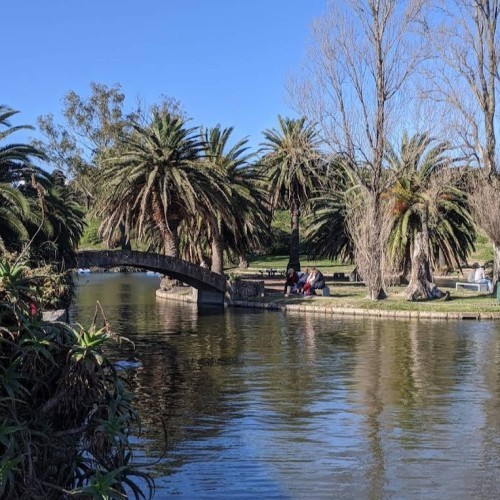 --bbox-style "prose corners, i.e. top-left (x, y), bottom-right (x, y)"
top-left (345, 191), bottom-right (393, 299)
top-left (426, 0), bottom-right (500, 291)
top-left (292, 0), bottom-right (426, 300)
top-left (467, 175), bottom-right (500, 284)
